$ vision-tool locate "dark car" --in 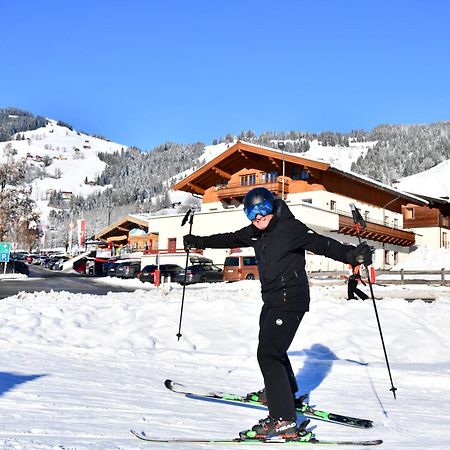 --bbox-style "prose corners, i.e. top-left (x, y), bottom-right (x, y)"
top-left (102, 258), bottom-right (120, 276)
top-left (45, 257), bottom-right (60, 269)
top-left (138, 264), bottom-right (183, 283)
top-left (107, 261), bottom-right (123, 277)
top-left (174, 257), bottom-right (223, 285)
top-left (4, 259), bottom-right (29, 276)
top-left (115, 260), bottom-right (141, 279)
top-left (53, 256), bottom-right (69, 271)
